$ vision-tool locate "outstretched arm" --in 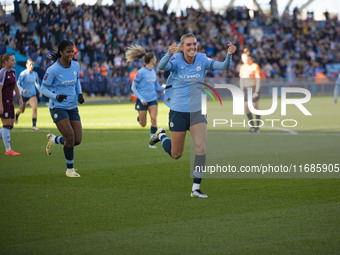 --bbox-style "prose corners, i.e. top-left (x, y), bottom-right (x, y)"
top-left (158, 53), bottom-right (172, 71)
top-left (212, 42), bottom-right (236, 70)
